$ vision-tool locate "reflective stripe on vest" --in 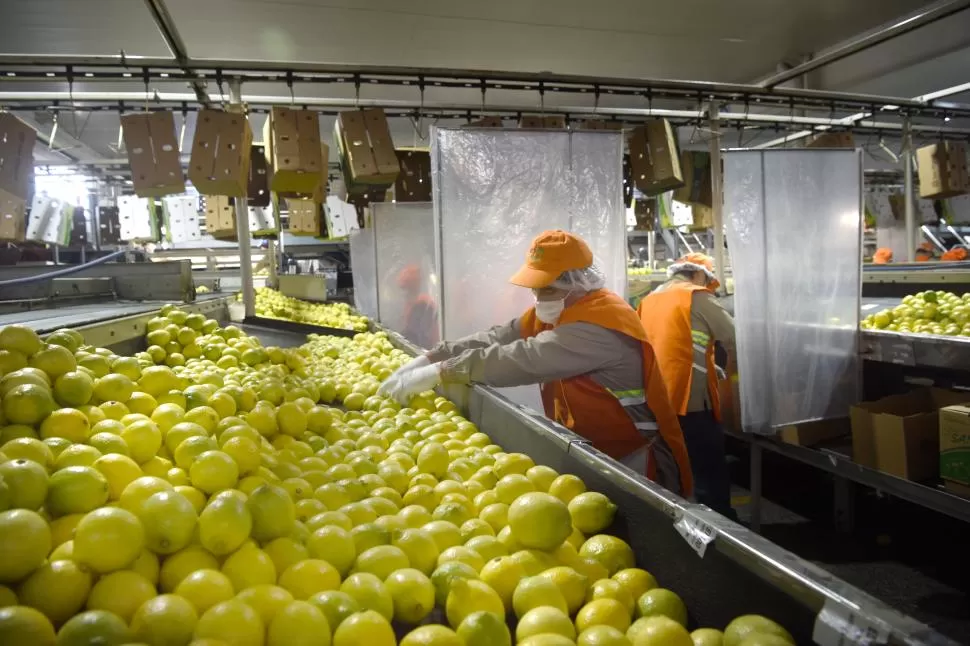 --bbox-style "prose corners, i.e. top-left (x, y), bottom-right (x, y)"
top-left (691, 329), bottom-right (710, 346)
top-left (607, 388), bottom-right (647, 407)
